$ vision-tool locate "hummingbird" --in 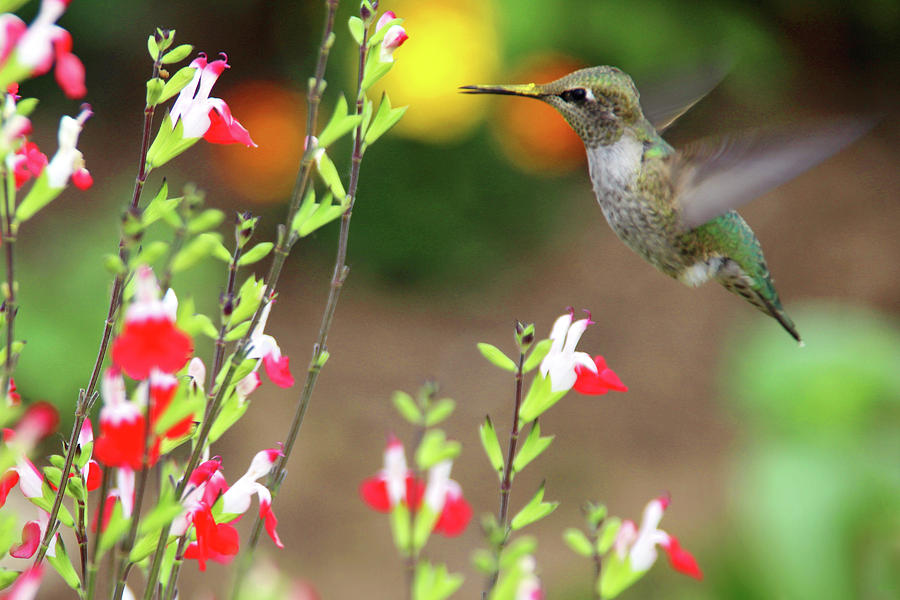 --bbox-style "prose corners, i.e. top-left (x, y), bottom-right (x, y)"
top-left (462, 66), bottom-right (869, 343)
